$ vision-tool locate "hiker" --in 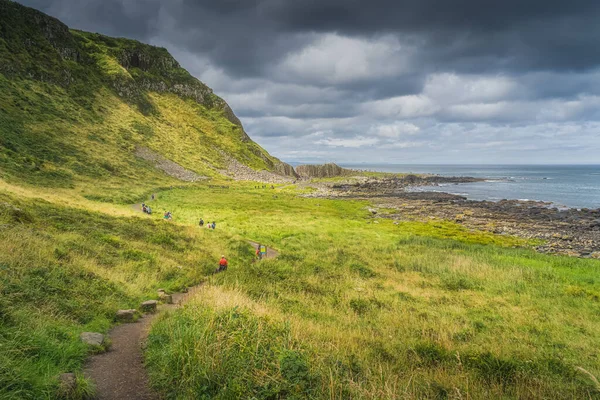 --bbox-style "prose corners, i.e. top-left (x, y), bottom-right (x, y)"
top-left (142, 205), bottom-right (147, 213)
top-left (199, 218), bottom-right (204, 227)
top-left (146, 206), bottom-right (152, 214)
top-left (218, 255), bottom-right (228, 272)
top-left (151, 194), bottom-right (155, 200)
top-left (164, 211), bottom-right (172, 220)
top-left (256, 244), bottom-right (261, 260)
top-left (211, 221), bottom-right (216, 229)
